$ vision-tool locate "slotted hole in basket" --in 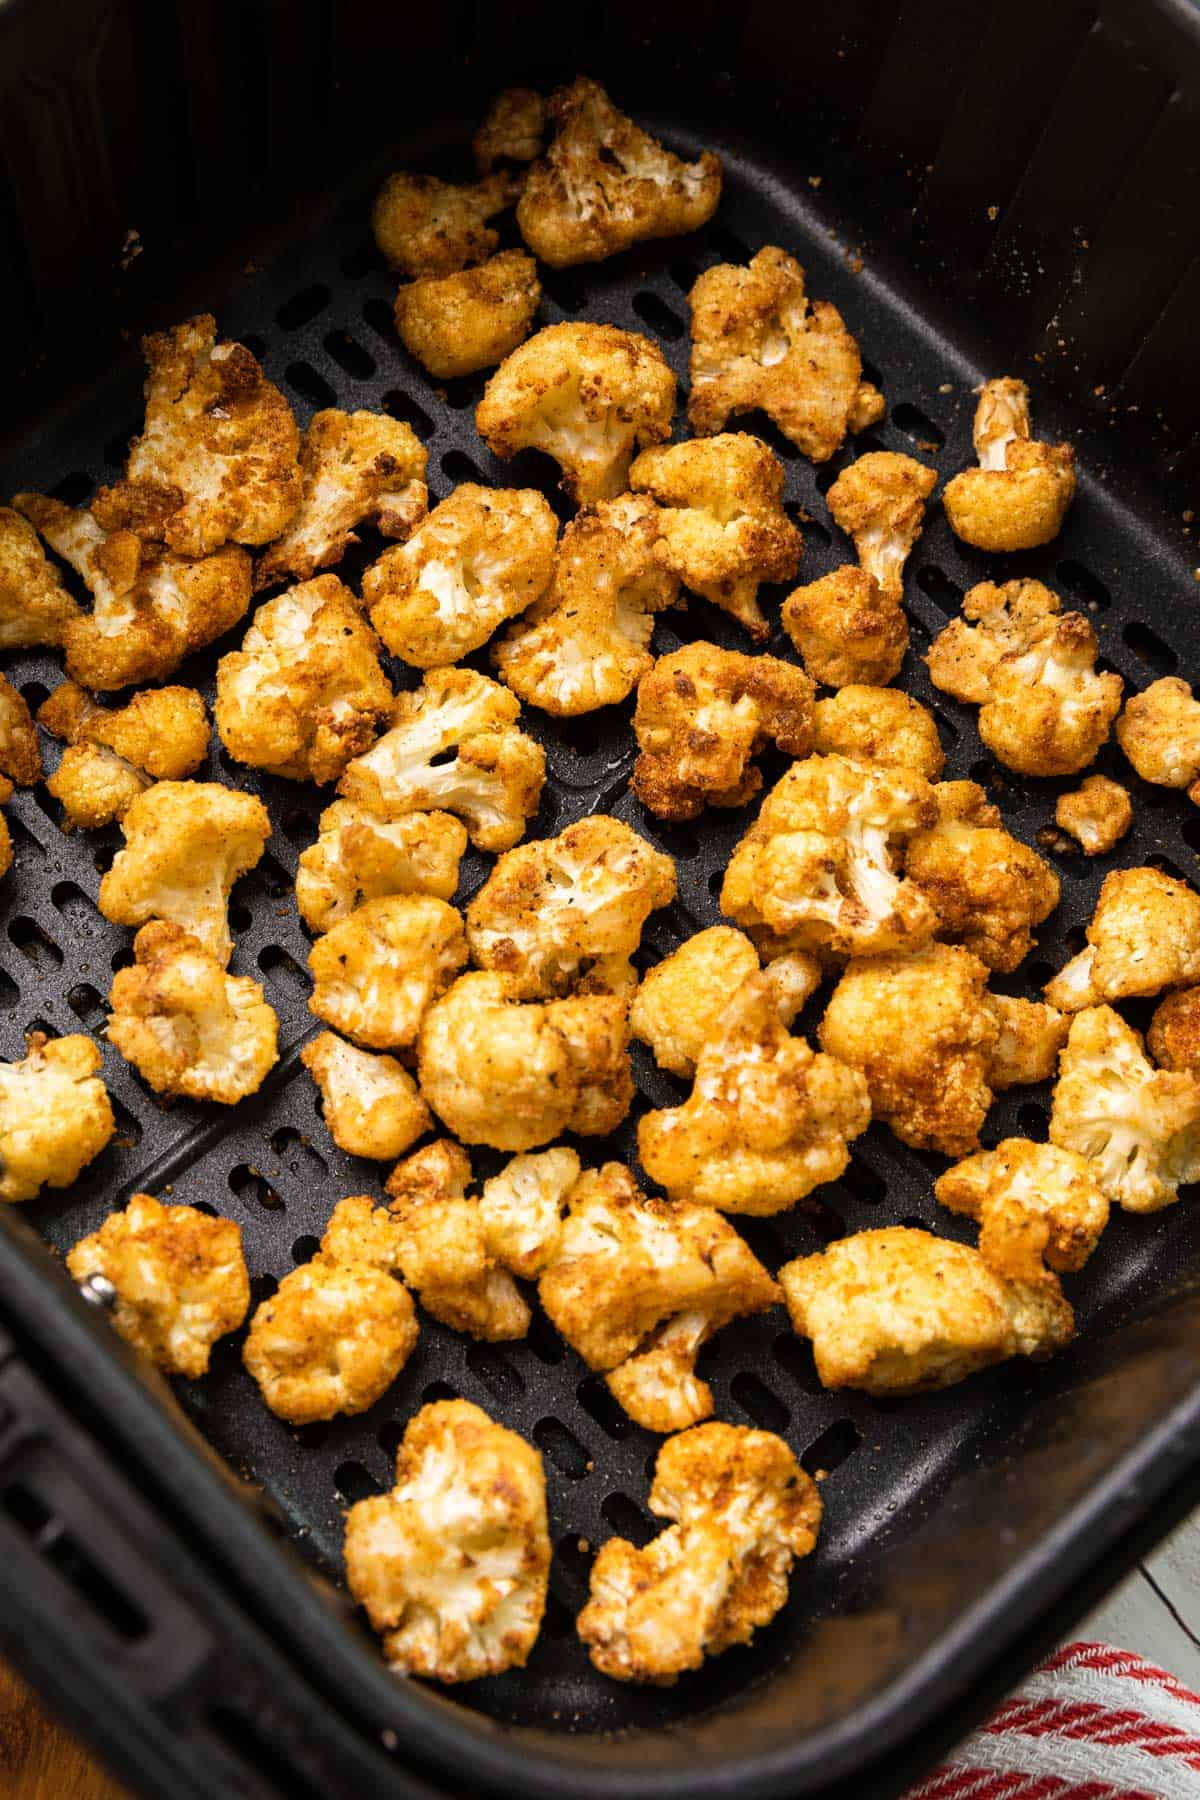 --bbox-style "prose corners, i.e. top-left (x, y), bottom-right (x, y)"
top-left (8, 917), bottom-right (62, 969)
top-left (104, 424), bottom-right (138, 469)
top-left (110, 943), bottom-right (134, 973)
top-left (555, 1533), bottom-right (595, 1594)
top-left (323, 330), bottom-right (375, 380)
top-left (377, 1420), bottom-right (405, 1460)
top-left (915, 565), bottom-right (962, 616)
top-left (32, 787), bottom-right (64, 835)
top-left (602, 1491), bottom-right (657, 1547)
top-left (1057, 560), bottom-right (1111, 612)
top-left (258, 945), bottom-right (310, 999)
top-left (1123, 620), bottom-right (1178, 675)
top-left (1148, 852), bottom-right (1188, 883)
top-left (772, 1332), bottom-right (824, 1395)
top-left (0, 968), bottom-right (18, 1013)
top-left (533, 1417), bottom-right (591, 1480)
top-left (292, 1421), bottom-right (329, 1449)
top-left (67, 981), bottom-right (104, 1025)
top-left (229, 1164), bottom-right (285, 1212)
top-left (109, 1096), bottom-right (143, 1148)
top-left (798, 1196), bottom-right (845, 1244)
top-left (50, 880), bottom-right (100, 926)
top-left (276, 284), bottom-right (331, 331)
top-left (707, 223), bottom-right (752, 264)
top-left (6, 815), bottom-right (44, 864)
top-left (270, 1127), bottom-right (327, 1179)
top-left (525, 1309), bottom-right (566, 1366)
top-left (890, 402), bottom-right (944, 450)
top-left (1018, 1102), bottom-right (1050, 1136)
top-left (844, 1157), bottom-right (886, 1206)
top-left (250, 1273), bottom-right (278, 1305)
top-left (575, 1374), bottom-right (633, 1440)
top-left (292, 1234), bottom-right (320, 1264)
top-left (25, 1017), bottom-right (55, 1041)
top-left (241, 334), bottom-right (267, 361)
top-left (50, 471), bottom-right (93, 506)
top-left (730, 1371), bottom-right (790, 1432)
top-left (669, 257), bottom-right (703, 293)
top-left (286, 361), bottom-right (337, 409)
top-left (789, 505), bottom-right (831, 548)
top-left (441, 448), bottom-right (485, 485)
top-left (1181, 816), bottom-right (1200, 857)
top-left (539, 268), bottom-right (589, 313)
top-left (334, 1460), bottom-right (383, 1504)
top-left (802, 1419), bottom-right (862, 1478)
top-left (339, 239), bottom-right (379, 279)
top-left (382, 389), bottom-right (435, 441)
top-left (228, 900), bottom-right (253, 934)
top-left (541, 1590), bottom-right (575, 1639)
top-left (465, 1342), bottom-right (525, 1402)
top-left (632, 291), bottom-right (684, 341)
top-left (422, 1380), bottom-right (459, 1404)
top-left (254, 853), bottom-right (292, 900)
top-left (281, 806), bottom-right (321, 847)
top-left (360, 296), bottom-right (394, 342)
